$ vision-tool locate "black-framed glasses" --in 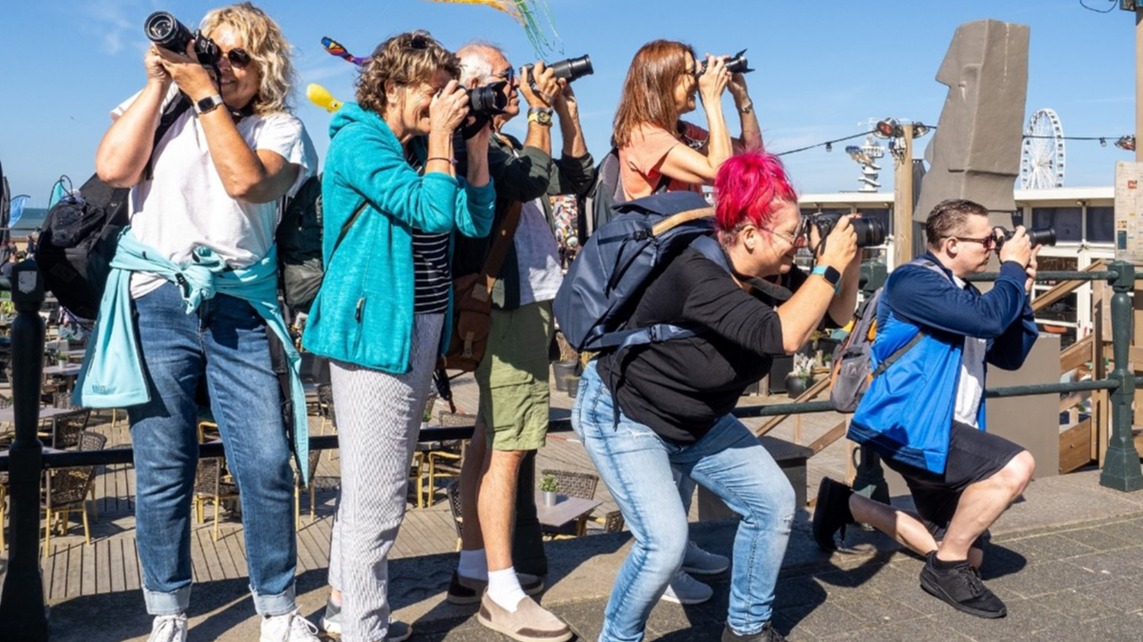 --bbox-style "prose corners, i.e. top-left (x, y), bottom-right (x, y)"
top-left (951, 235), bottom-right (997, 249)
top-left (220, 47), bottom-right (252, 69)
